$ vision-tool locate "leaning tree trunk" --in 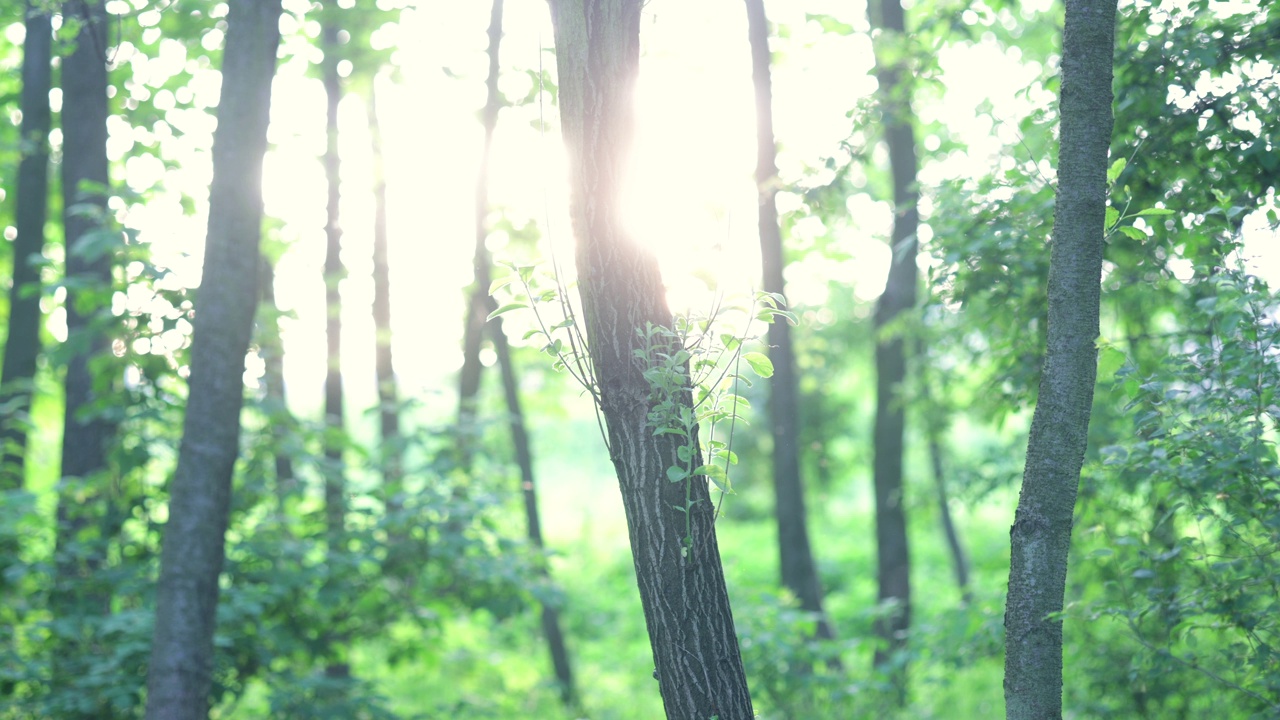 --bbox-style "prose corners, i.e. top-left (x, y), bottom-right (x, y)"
top-left (0, 1), bottom-right (52, 491)
top-left (1003, 1), bottom-right (1117, 718)
top-left (743, 0), bottom-right (838, 654)
top-left (868, 0), bottom-right (919, 693)
top-left (547, 2), bottom-right (755, 717)
top-left (144, 2), bottom-right (283, 717)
